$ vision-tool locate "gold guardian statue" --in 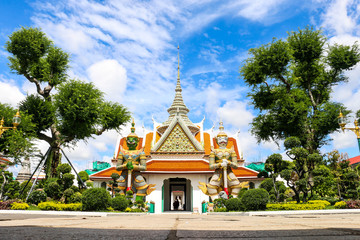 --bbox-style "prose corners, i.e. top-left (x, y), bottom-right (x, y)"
top-left (199, 122), bottom-right (248, 200)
